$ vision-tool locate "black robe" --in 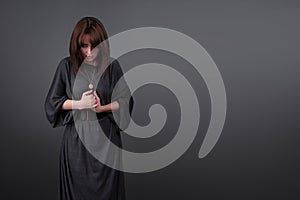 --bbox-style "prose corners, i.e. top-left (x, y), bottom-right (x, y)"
top-left (44, 57), bottom-right (133, 200)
